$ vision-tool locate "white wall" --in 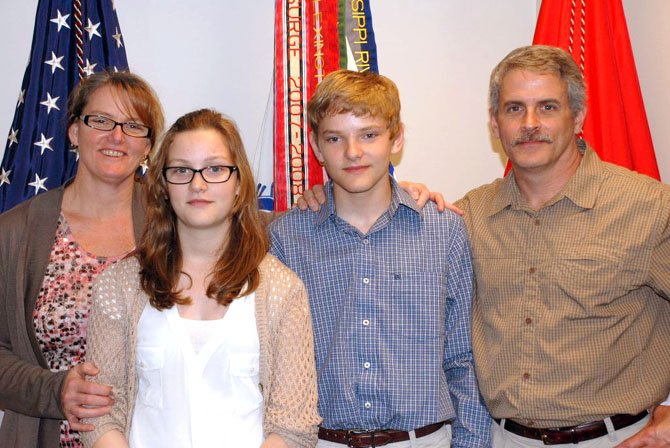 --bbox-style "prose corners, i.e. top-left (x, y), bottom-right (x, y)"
top-left (0, 0), bottom-right (667, 204)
